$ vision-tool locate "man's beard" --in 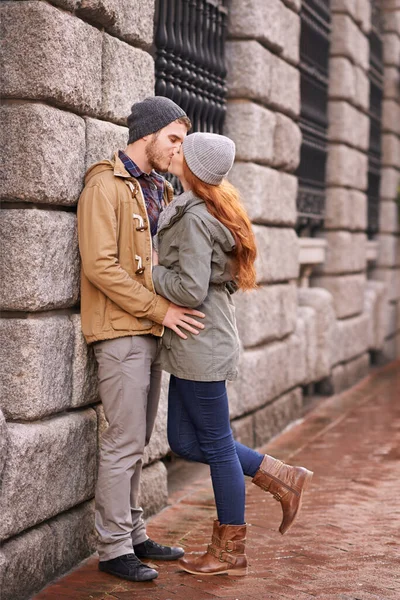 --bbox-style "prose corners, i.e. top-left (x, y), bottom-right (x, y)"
top-left (145, 137), bottom-right (170, 172)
